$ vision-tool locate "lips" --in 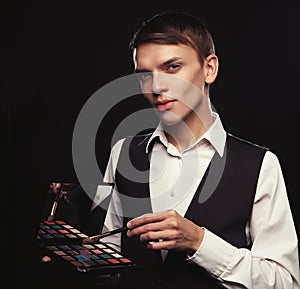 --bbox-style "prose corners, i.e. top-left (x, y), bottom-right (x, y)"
top-left (155, 99), bottom-right (175, 110)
